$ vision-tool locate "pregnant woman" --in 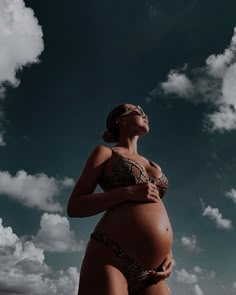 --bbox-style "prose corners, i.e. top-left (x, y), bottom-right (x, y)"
top-left (67, 103), bottom-right (173, 295)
